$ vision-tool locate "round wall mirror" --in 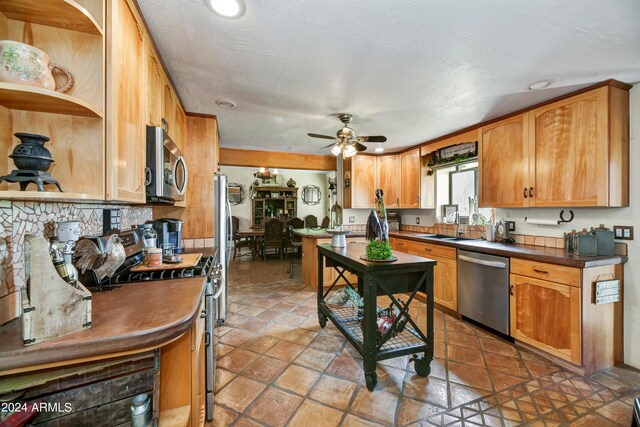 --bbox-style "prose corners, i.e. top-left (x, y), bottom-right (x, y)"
top-left (228, 182), bottom-right (246, 205)
top-left (301, 185), bottom-right (322, 206)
